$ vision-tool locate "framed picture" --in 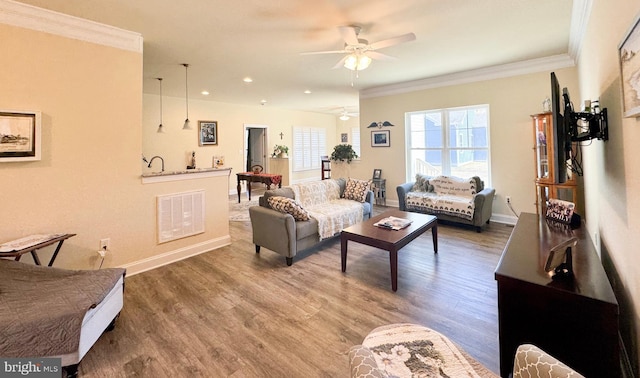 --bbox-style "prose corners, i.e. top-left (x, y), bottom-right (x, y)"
top-left (619, 13), bottom-right (640, 117)
top-left (371, 130), bottom-right (390, 147)
top-left (373, 169), bottom-right (382, 179)
top-left (199, 120), bottom-right (218, 145)
top-left (341, 133), bottom-right (348, 143)
top-left (0, 110), bottom-right (41, 162)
